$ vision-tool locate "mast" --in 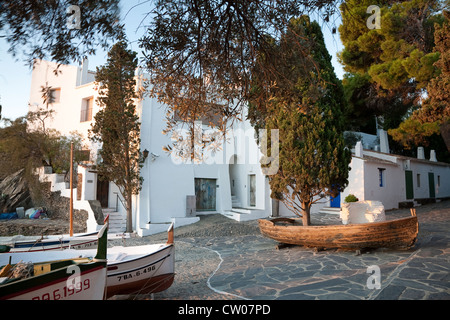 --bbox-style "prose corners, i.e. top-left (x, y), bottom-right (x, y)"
top-left (70, 142), bottom-right (74, 237)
